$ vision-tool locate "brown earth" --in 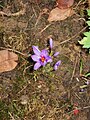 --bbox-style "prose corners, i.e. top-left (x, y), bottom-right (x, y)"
top-left (0, 0), bottom-right (90, 120)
